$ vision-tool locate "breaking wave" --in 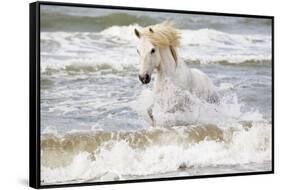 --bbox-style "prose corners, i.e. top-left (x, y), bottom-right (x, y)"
top-left (41, 25), bottom-right (271, 76)
top-left (40, 21), bottom-right (272, 184)
top-left (41, 121), bottom-right (271, 184)
top-left (41, 78), bottom-right (272, 184)
top-left (41, 12), bottom-right (157, 32)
